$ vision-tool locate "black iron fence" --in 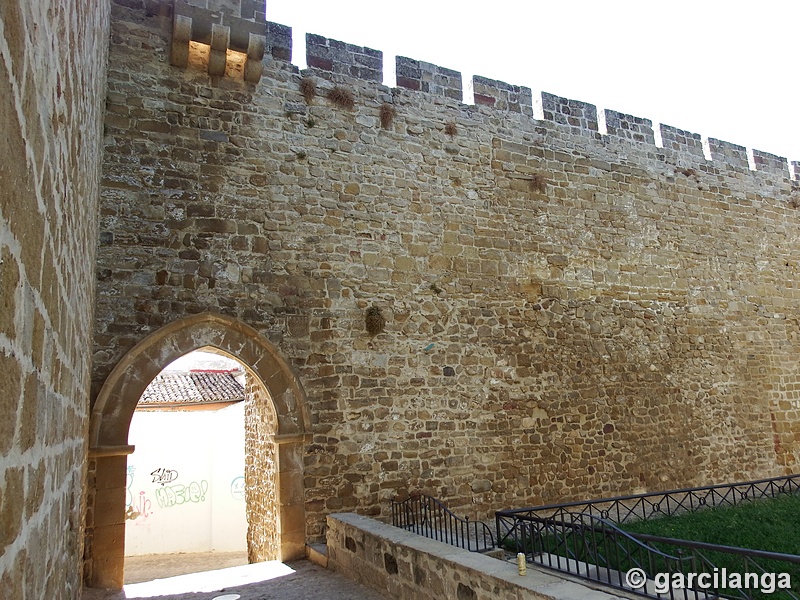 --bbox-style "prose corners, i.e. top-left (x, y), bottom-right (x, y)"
top-left (497, 474), bottom-right (800, 527)
top-left (496, 474), bottom-right (800, 599)
top-left (503, 510), bottom-right (800, 599)
top-left (391, 493), bottom-right (495, 553)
